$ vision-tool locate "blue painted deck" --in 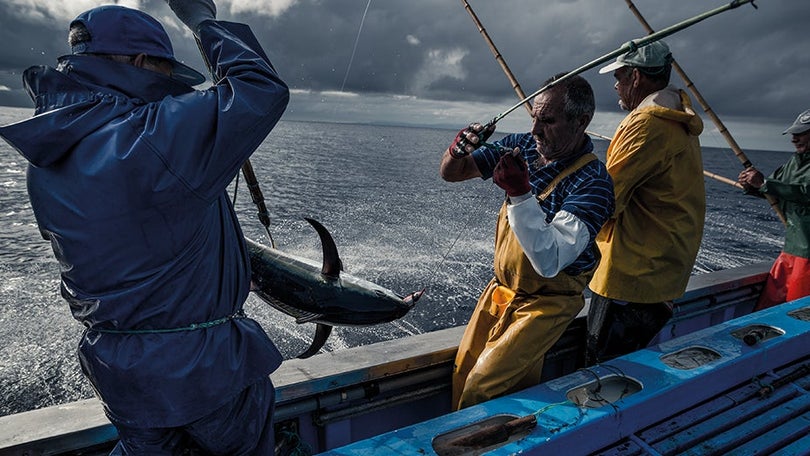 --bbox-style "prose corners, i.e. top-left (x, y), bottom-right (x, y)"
top-left (321, 297), bottom-right (810, 455)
